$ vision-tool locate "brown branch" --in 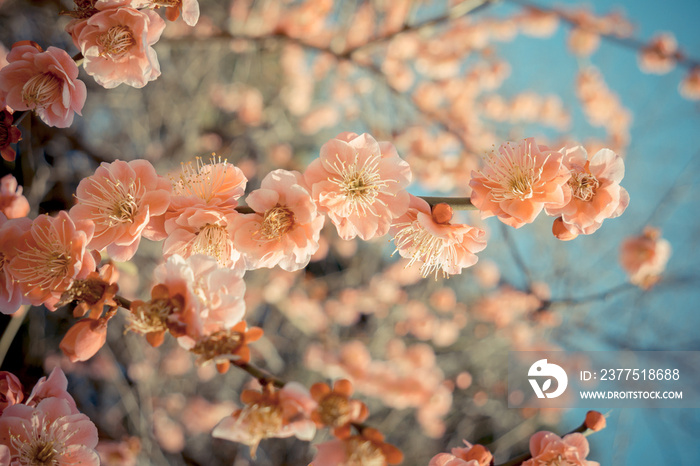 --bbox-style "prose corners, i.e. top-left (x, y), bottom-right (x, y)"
top-left (506, 0), bottom-right (700, 70)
